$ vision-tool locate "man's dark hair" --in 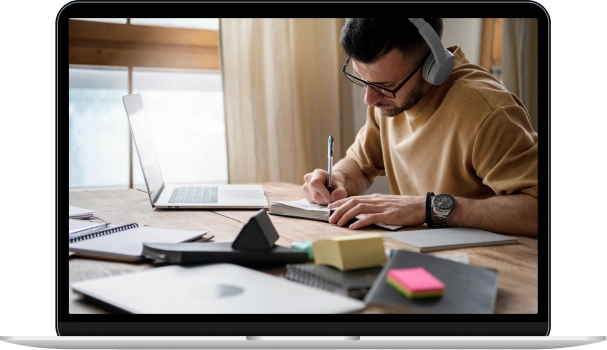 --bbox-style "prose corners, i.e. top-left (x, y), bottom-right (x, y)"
top-left (340, 18), bottom-right (443, 64)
